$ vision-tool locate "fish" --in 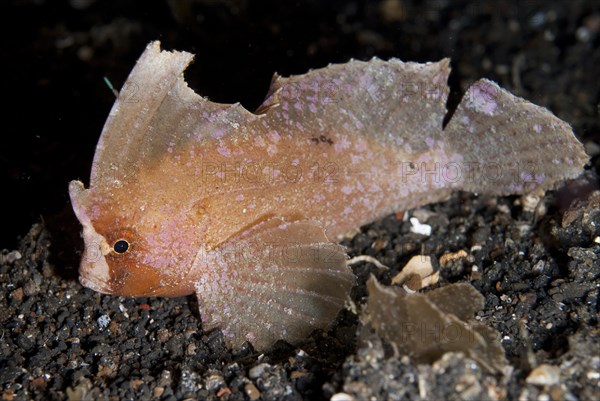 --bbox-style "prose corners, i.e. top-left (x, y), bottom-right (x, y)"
top-left (69, 41), bottom-right (587, 350)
